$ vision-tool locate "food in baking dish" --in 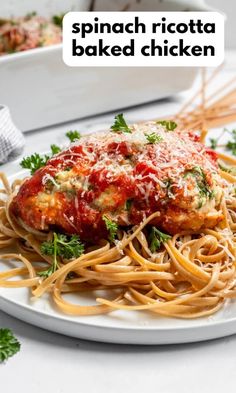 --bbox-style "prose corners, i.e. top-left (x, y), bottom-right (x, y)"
top-left (0, 12), bottom-right (62, 55)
